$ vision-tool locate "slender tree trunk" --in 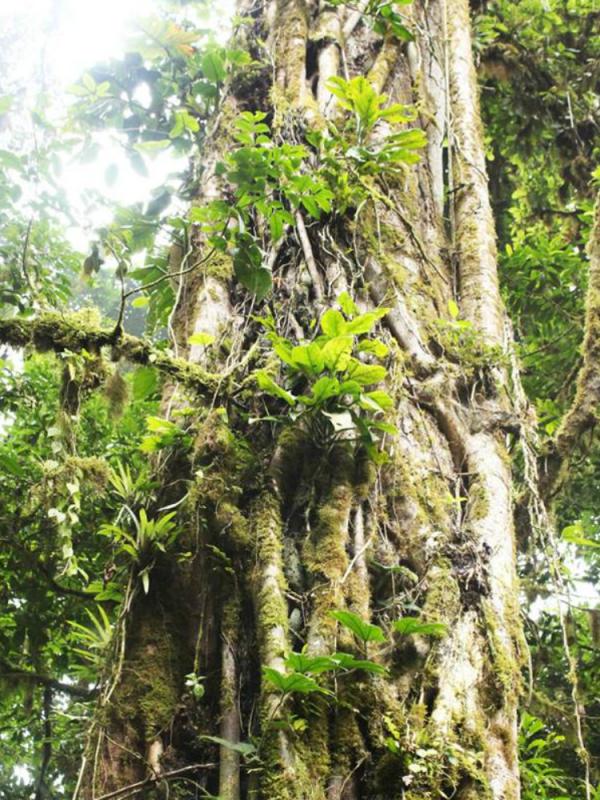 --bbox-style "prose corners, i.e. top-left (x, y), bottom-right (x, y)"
top-left (79, 1), bottom-right (525, 798)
